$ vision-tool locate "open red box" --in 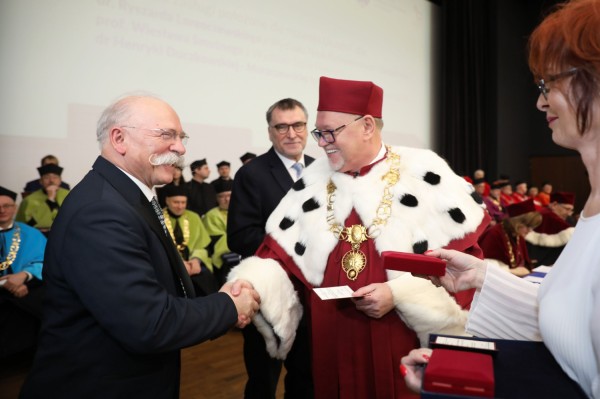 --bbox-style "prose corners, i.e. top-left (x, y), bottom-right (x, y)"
top-left (423, 348), bottom-right (495, 398)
